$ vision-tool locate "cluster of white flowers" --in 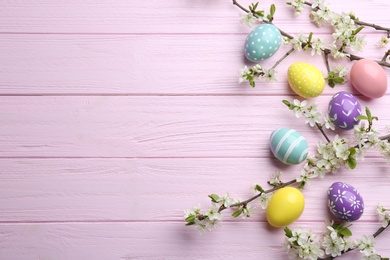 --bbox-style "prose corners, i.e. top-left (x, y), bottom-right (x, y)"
top-left (285, 222), bottom-right (388, 259)
top-left (354, 122), bottom-right (390, 162)
top-left (287, 0), bottom-right (306, 16)
top-left (290, 99), bottom-right (331, 128)
top-left (321, 222), bottom-right (352, 257)
top-left (376, 204), bottom-right (390, 228)
top-left (355, 235), bottom-right (382, 259)
top-left (184, 193), bottom-right (235, 233)
top-left (238, 64), bottom-right (277, 86)
top-left (297, 135), bottom-right (352, 186)
top-left (284, 228), bottom-right (324, 259)
top-left (284, 34), bottom-right (326, 56)
top-left (287, 0), bottom-right (367, 59)
top-left (240, 12), bottom-right (259, 27)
